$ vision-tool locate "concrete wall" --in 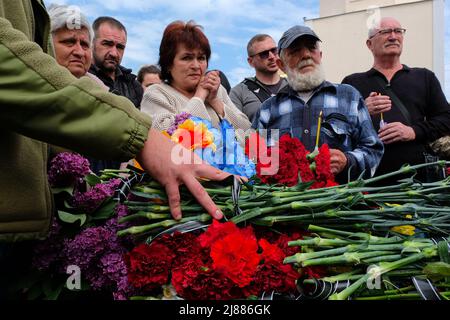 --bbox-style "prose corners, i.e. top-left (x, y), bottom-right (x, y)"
top-left (320, 0), bottom-right (426, 16)
top-left (308, 0), bottom-right (445, 84)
